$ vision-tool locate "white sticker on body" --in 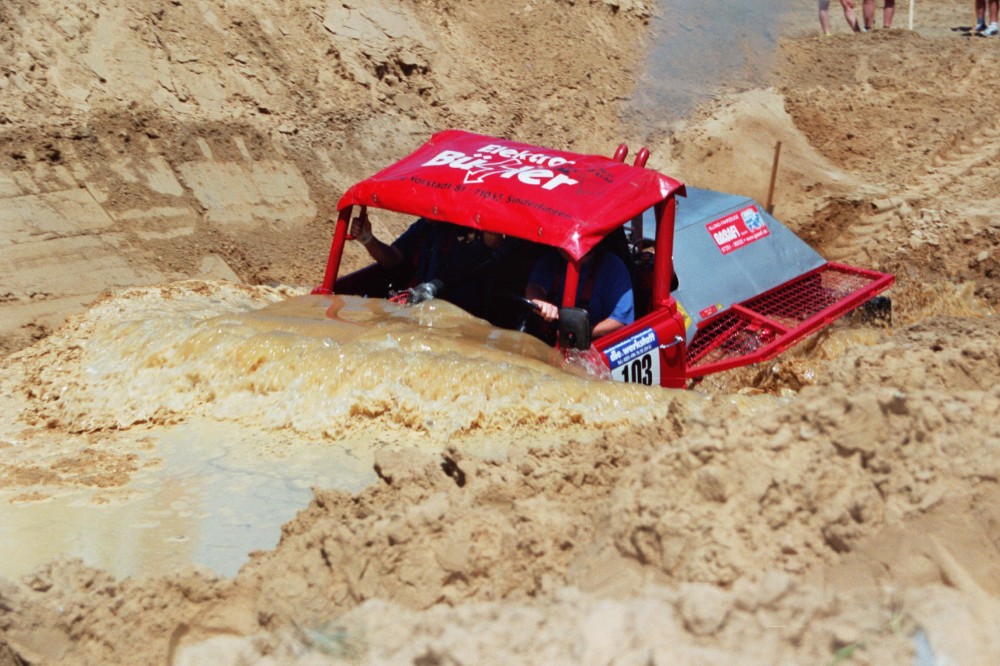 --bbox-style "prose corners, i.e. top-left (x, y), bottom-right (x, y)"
top-left (605, 328), bottom-right (660, 387)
